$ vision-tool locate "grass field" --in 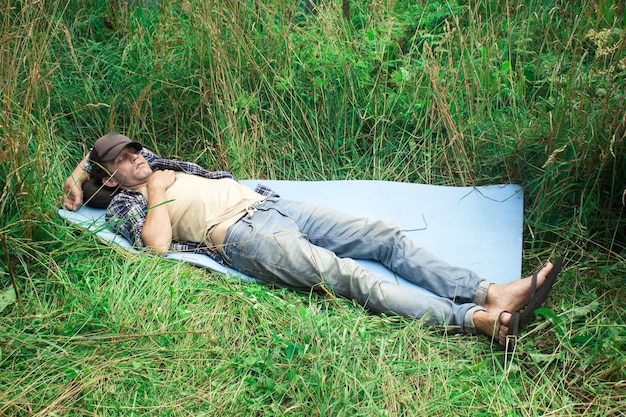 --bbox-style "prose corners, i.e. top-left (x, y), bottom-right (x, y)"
top-left (1, 0), bottom-right (624, 415)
